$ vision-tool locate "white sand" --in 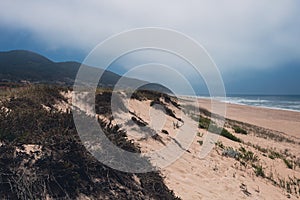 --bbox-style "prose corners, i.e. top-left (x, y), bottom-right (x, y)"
top-left (60, 91), bottom-right (300, 199)
top-left (118, 97), bottom-right (300, 199)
